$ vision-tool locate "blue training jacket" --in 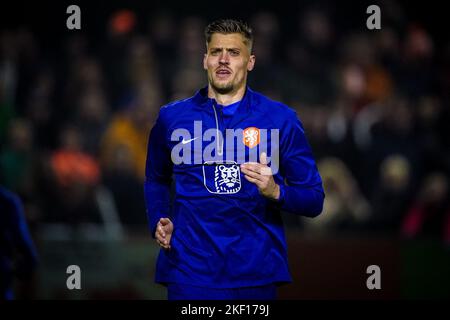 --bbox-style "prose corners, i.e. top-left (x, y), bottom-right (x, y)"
top-left (1, 186), bottom-right (39, 299)
top-left (144, 86), bottom-right (324, 288)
